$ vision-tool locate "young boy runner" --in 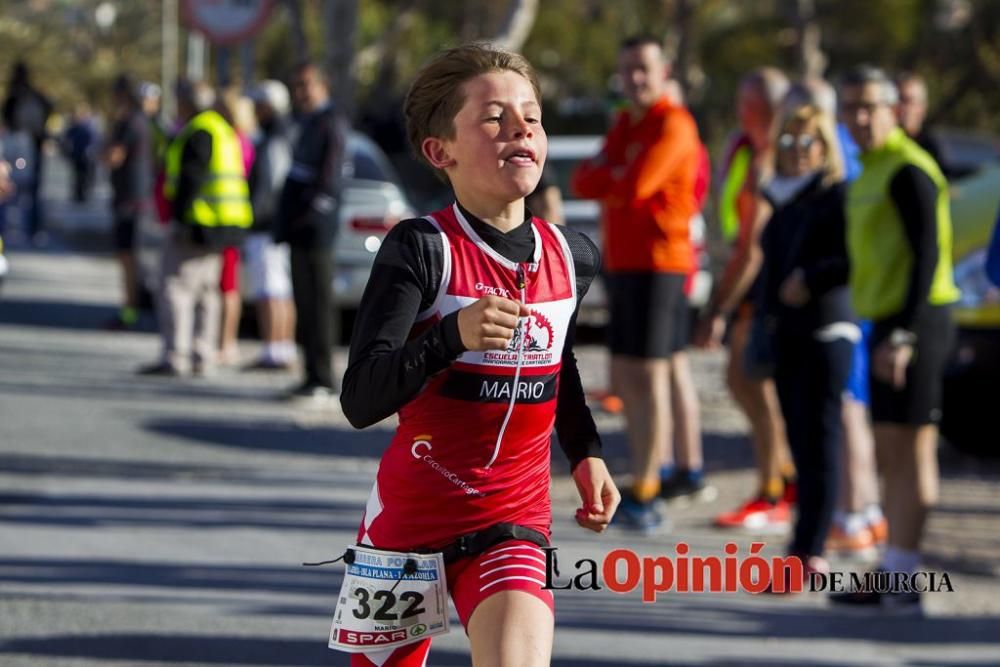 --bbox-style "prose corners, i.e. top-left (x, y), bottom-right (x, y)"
top-left (338, 44), bottom-right (620, 667)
